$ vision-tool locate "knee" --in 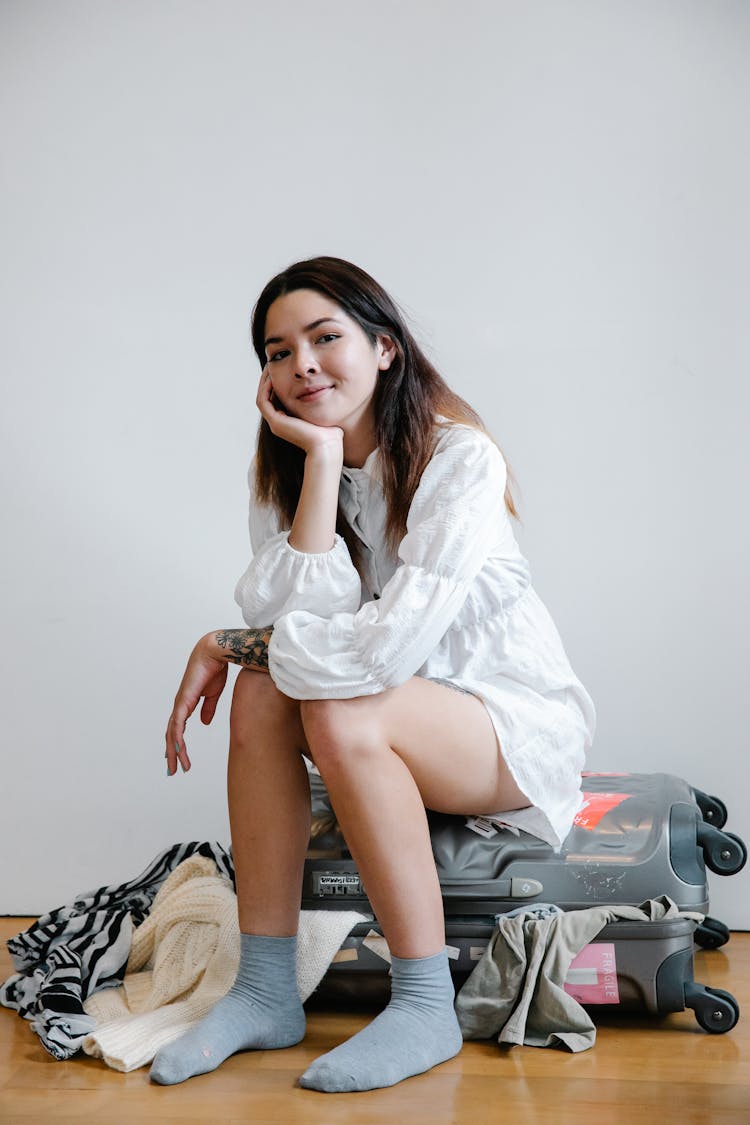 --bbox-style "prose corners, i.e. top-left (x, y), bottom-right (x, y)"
top-left (299, 698), bottom-right (380, 772)
top-left (229, 669), bottom-right (301, 743)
